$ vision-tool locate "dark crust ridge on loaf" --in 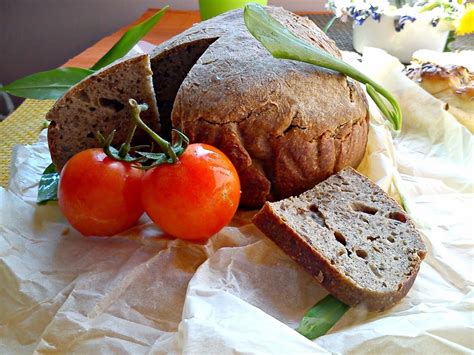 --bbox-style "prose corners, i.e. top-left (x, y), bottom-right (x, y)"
top-left (47, 54), bottom-right (160, 170)
top-left (156, 7), bottom-right (369, 207)
top-left (252, 168), bottom-right (427, 311)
